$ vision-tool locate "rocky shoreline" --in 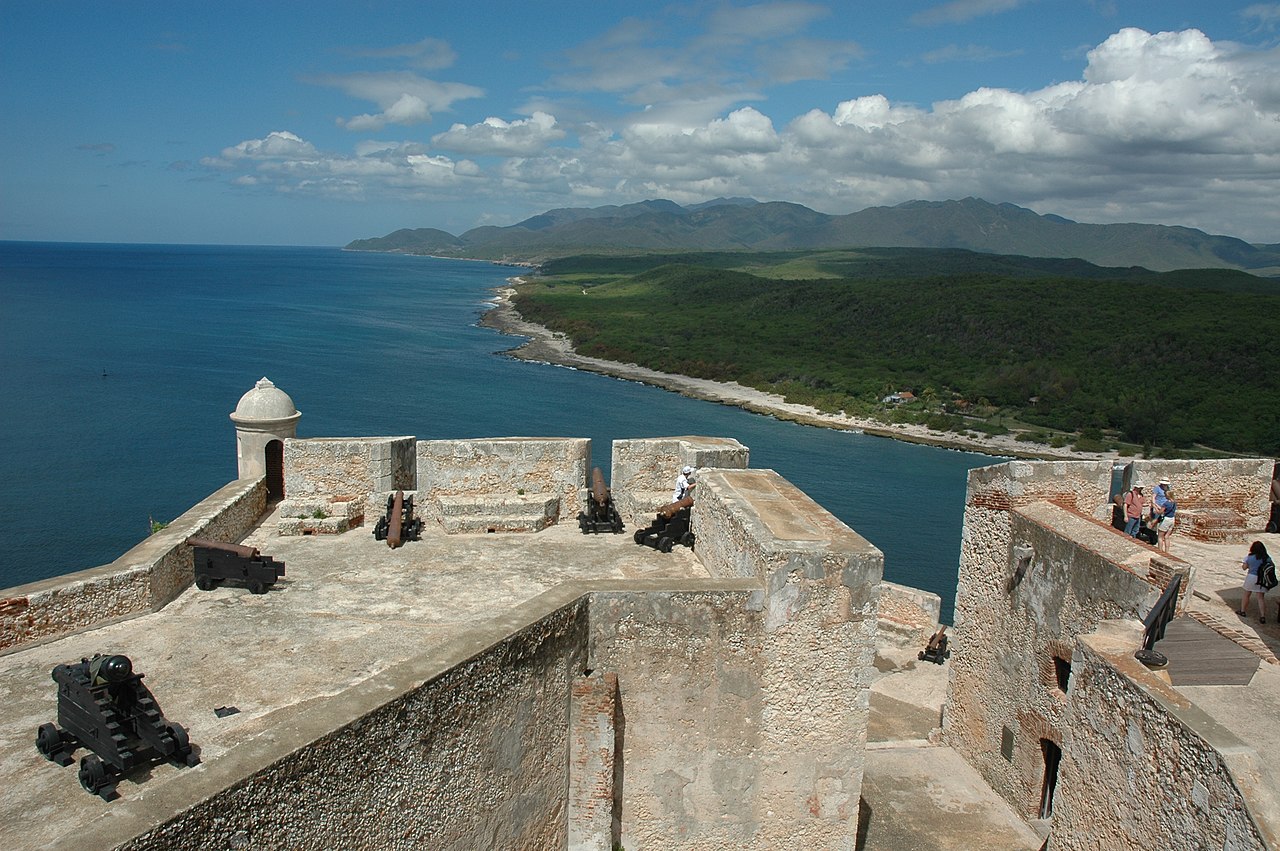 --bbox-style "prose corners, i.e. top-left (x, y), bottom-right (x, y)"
top-left (480, 281), bottom-right (1118, 463)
